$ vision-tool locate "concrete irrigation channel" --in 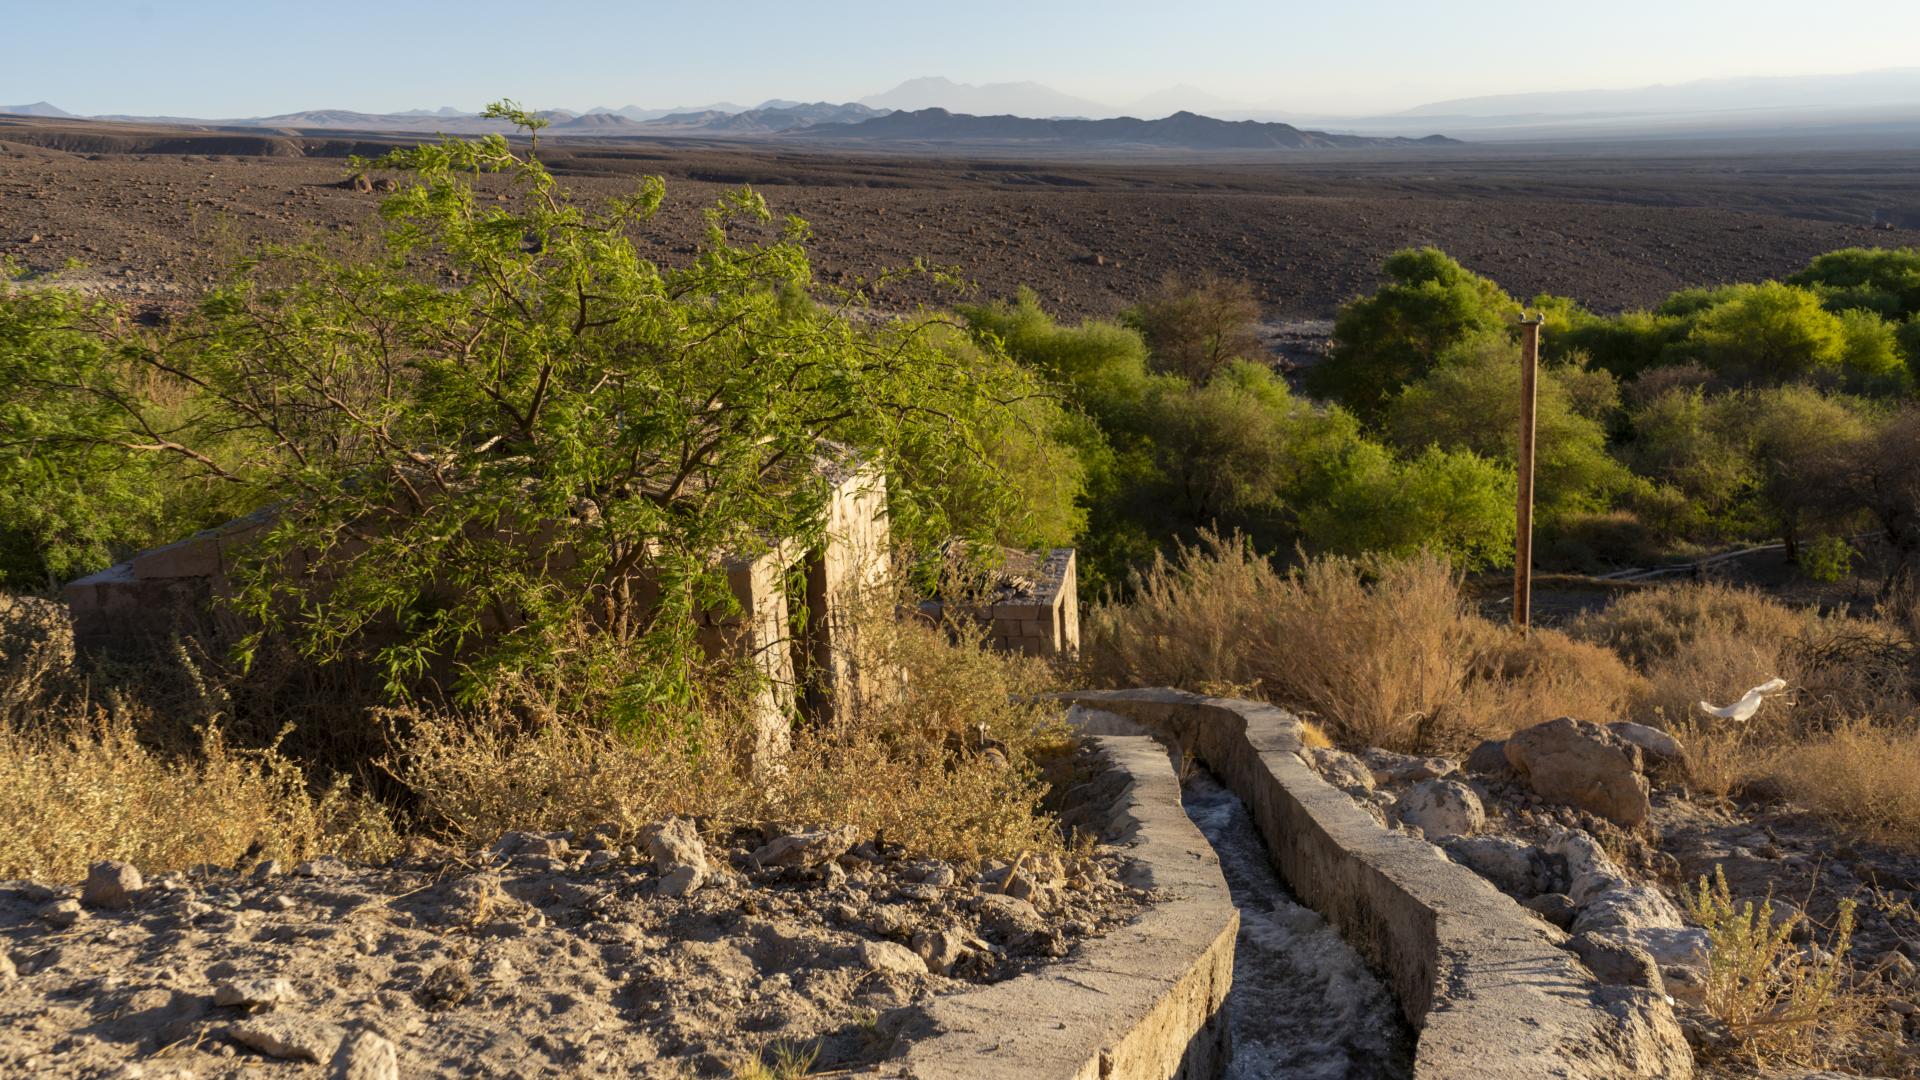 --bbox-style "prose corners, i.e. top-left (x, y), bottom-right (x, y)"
top-left (881, 688), bottom-right (1693, 1080)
